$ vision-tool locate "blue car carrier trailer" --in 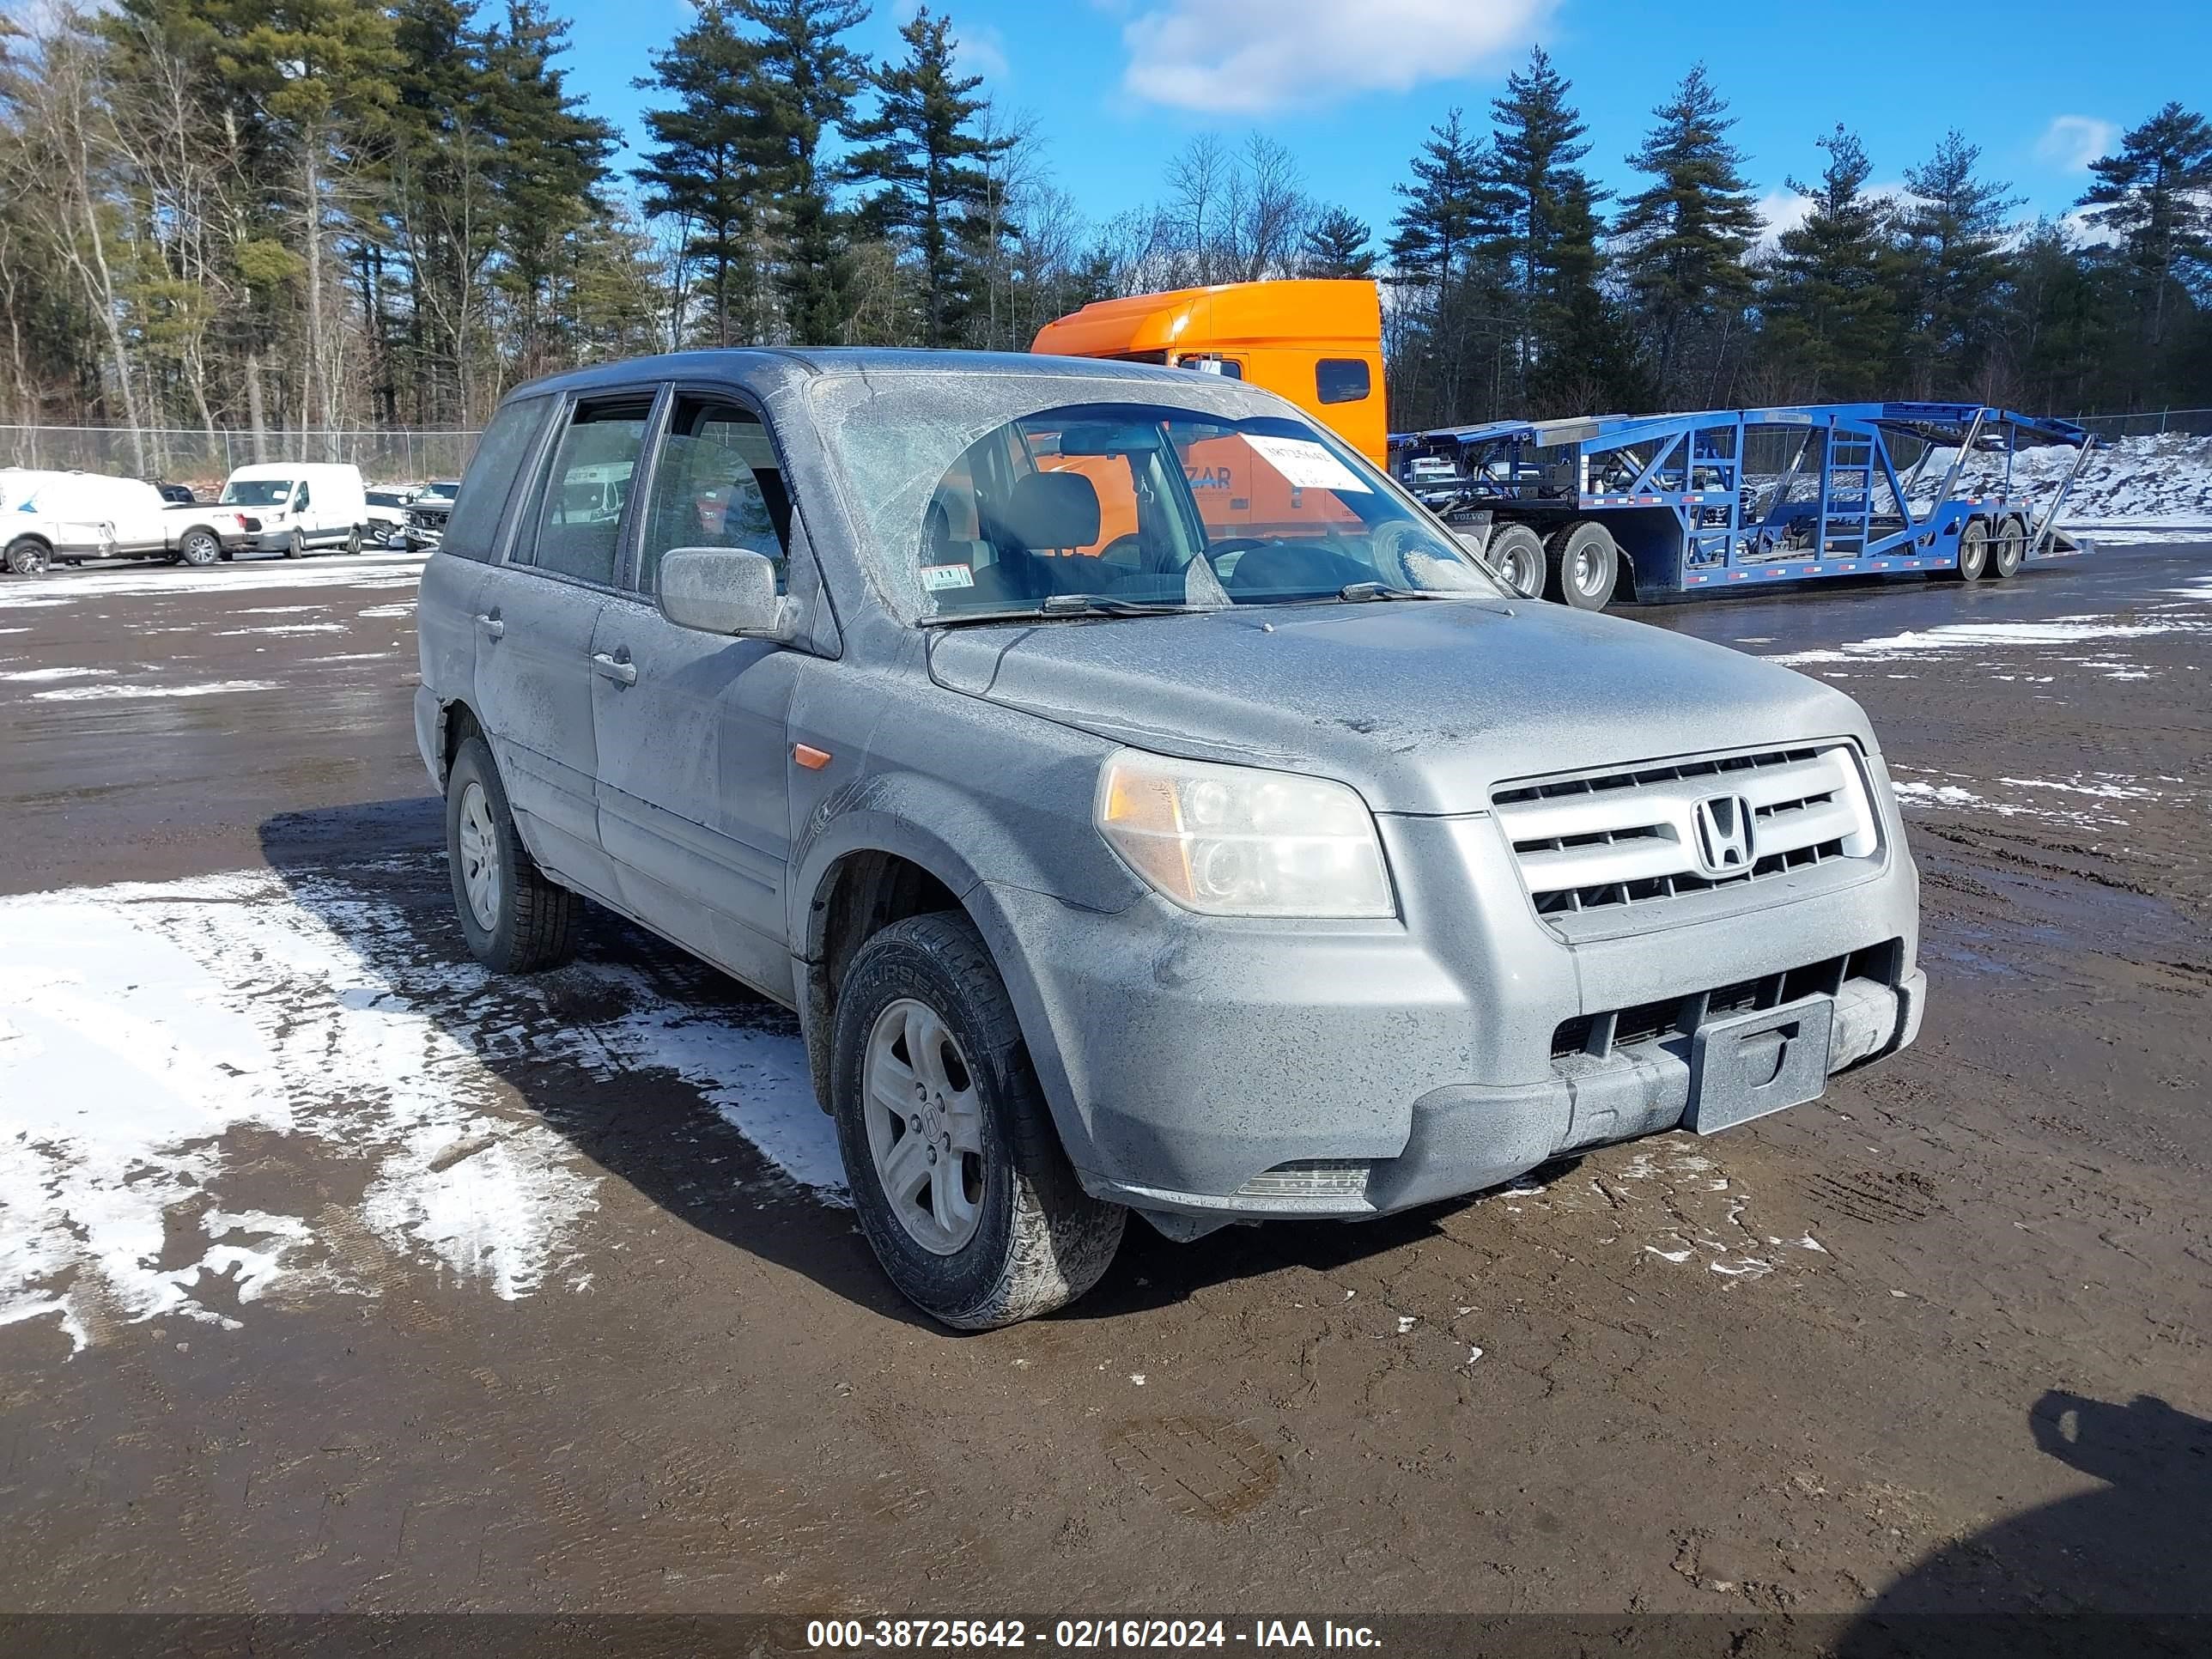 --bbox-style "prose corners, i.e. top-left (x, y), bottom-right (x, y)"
top-left (1389, 402), bottom-right (2096, 611)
